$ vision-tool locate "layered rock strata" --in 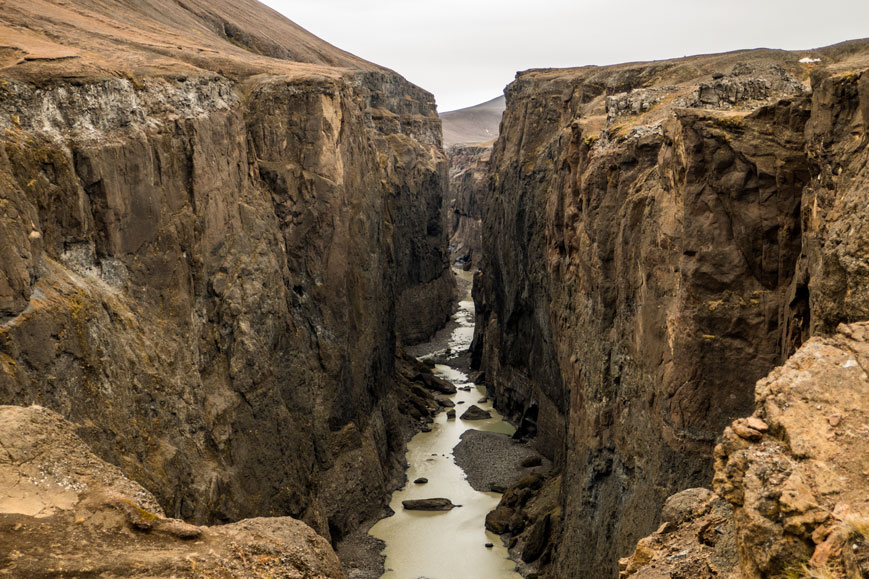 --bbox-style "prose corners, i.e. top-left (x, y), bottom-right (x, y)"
top-left (0, 0), bottom-right (451, 551)
top-left (473, 41), bottom-right (869, 576)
